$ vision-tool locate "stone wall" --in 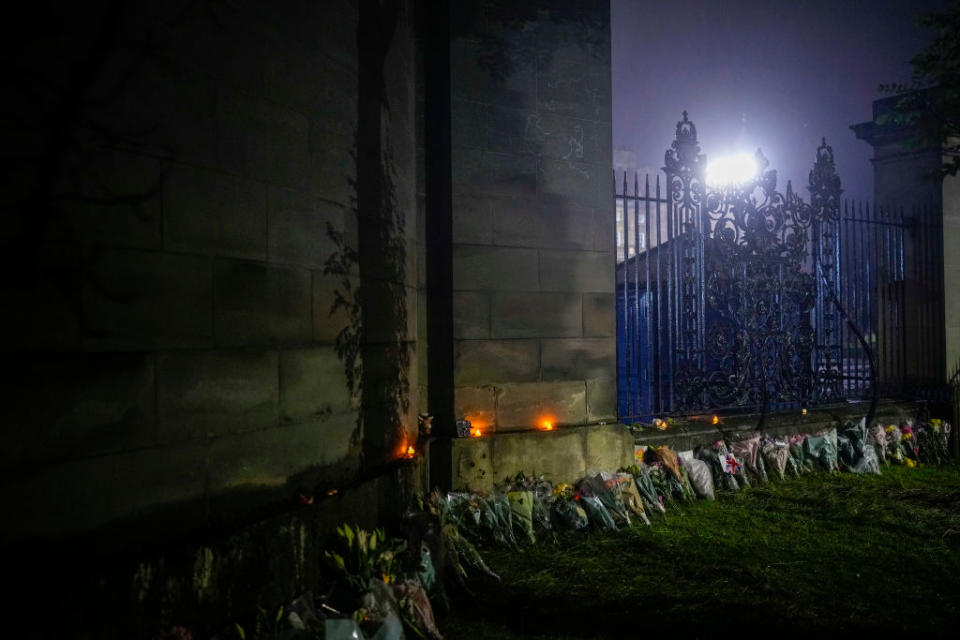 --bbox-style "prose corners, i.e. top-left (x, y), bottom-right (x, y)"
top-left (0, 0), bottom-right (421, 543)
top-left (448, 0), bottom-right (616, 433)
top-left (447, 423), bottom-right (633, 493)
top-left (943, 151), bottom-right (960, 375)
